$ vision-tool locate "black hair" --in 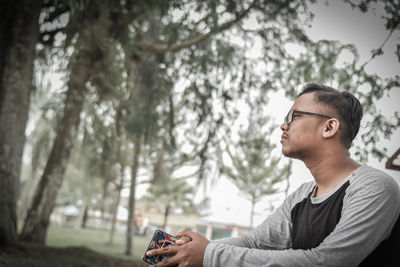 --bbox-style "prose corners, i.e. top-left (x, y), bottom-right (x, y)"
top-left (297, 83), bottom-right (363, 148)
